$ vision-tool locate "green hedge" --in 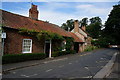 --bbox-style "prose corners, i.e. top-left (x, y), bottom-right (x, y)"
top-left (52, 50), bottom-right (76, 57)
top-left (2, 53), bottom-right (46, 64)
top-left (84, 46), bottom-right (98, 52)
